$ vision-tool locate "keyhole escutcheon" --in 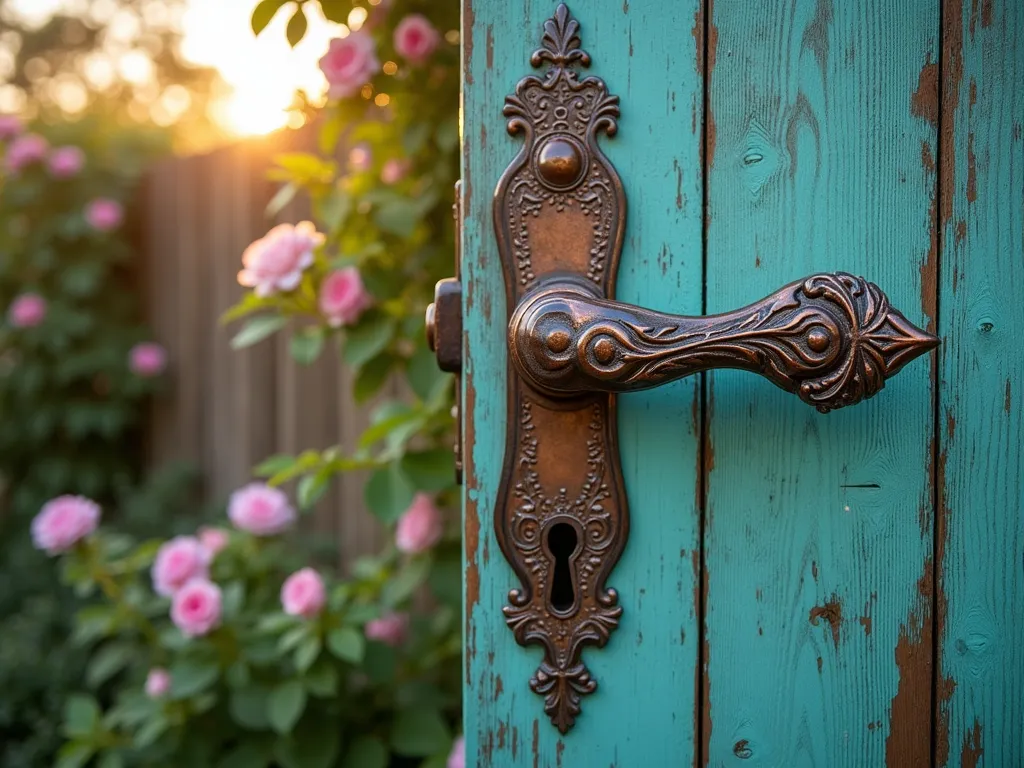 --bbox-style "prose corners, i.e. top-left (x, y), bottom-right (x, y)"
top-left (545, 519), bottom-right (582, 616)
